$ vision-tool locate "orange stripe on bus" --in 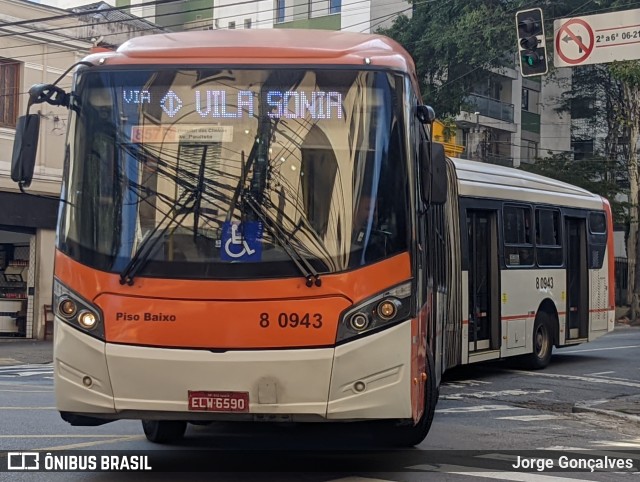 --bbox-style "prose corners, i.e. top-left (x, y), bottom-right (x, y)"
top-left (55, 250), bottom-right (412, 348)
top-left (466, 308), bottom-right (614, 323)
